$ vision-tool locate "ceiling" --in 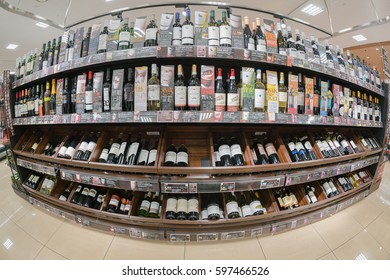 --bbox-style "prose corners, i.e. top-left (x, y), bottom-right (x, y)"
top-left (1, 0), bottom-right (390, 74)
